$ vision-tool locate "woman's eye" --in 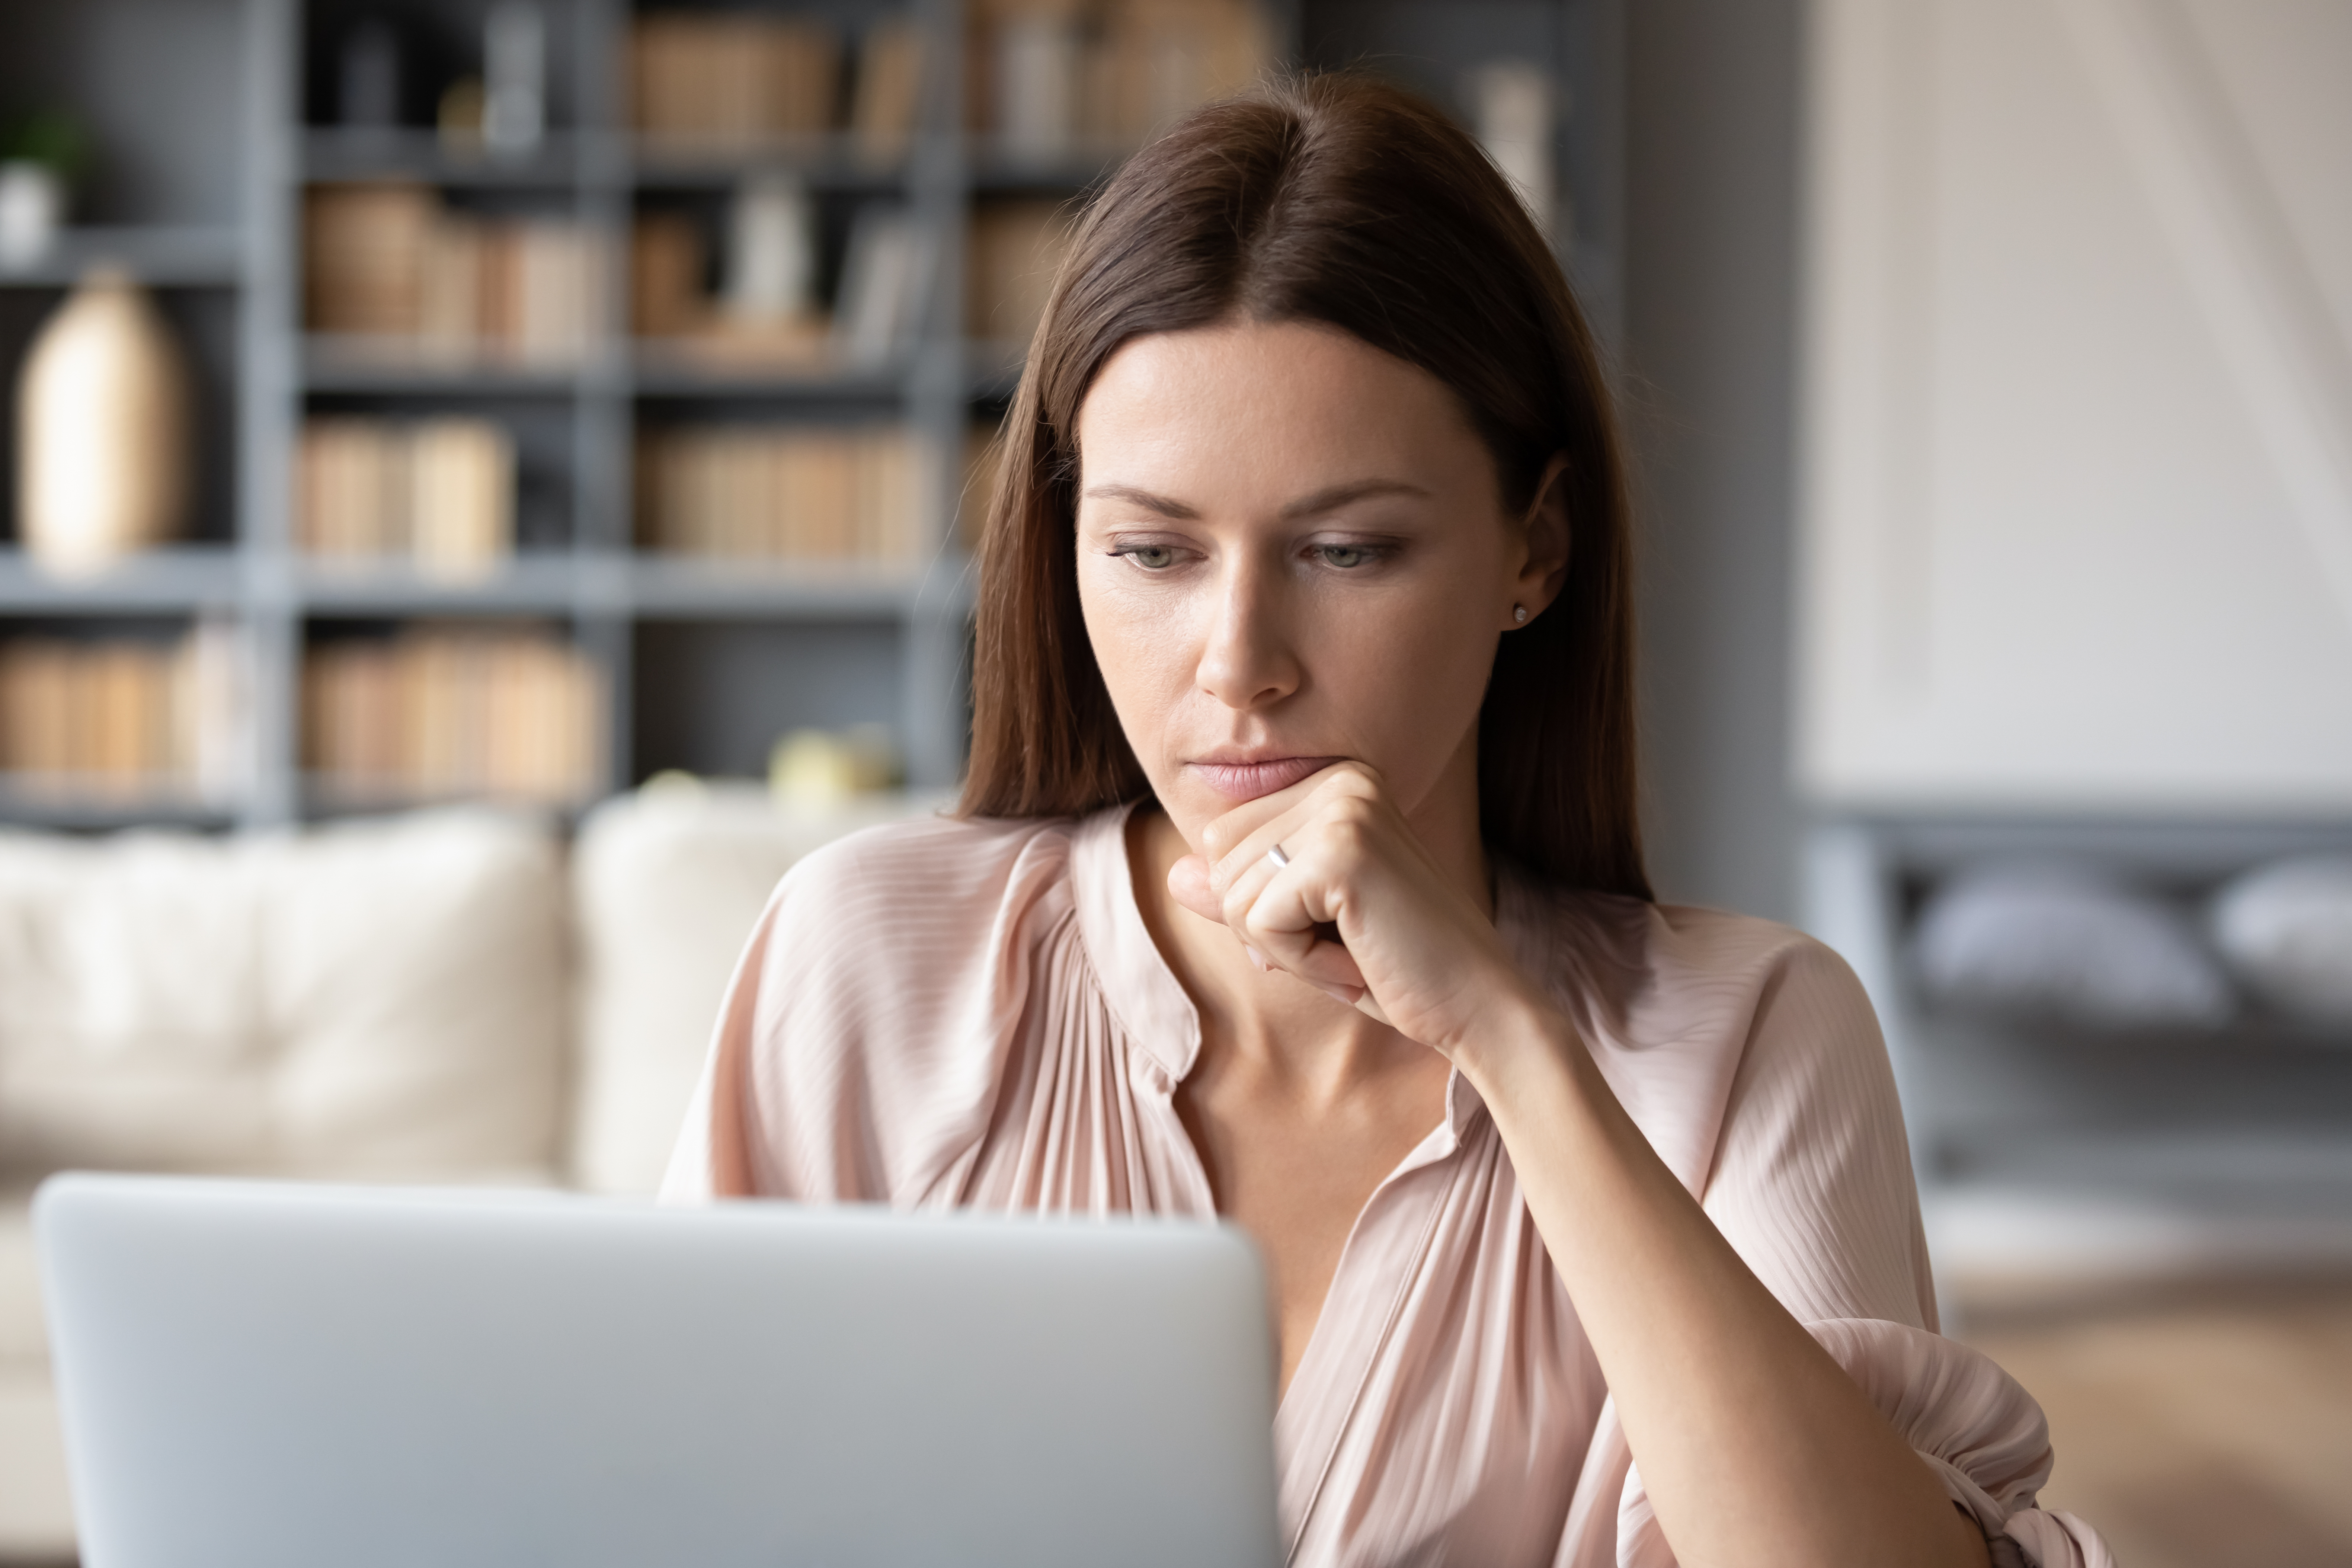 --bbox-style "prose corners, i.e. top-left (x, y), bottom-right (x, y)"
top-left (1119, 544), bottom-right (1179, 569)
top-left (1313, 543), bottom-right (1379, 569)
